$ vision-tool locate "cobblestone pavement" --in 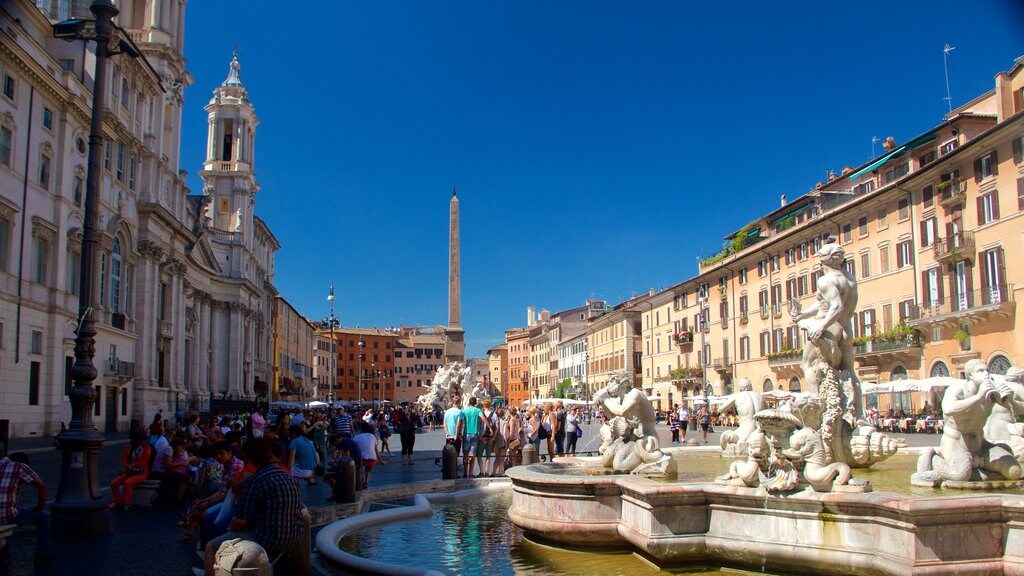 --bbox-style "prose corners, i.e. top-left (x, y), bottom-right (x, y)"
top-left (0, 419), bottom-right (940, 575)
